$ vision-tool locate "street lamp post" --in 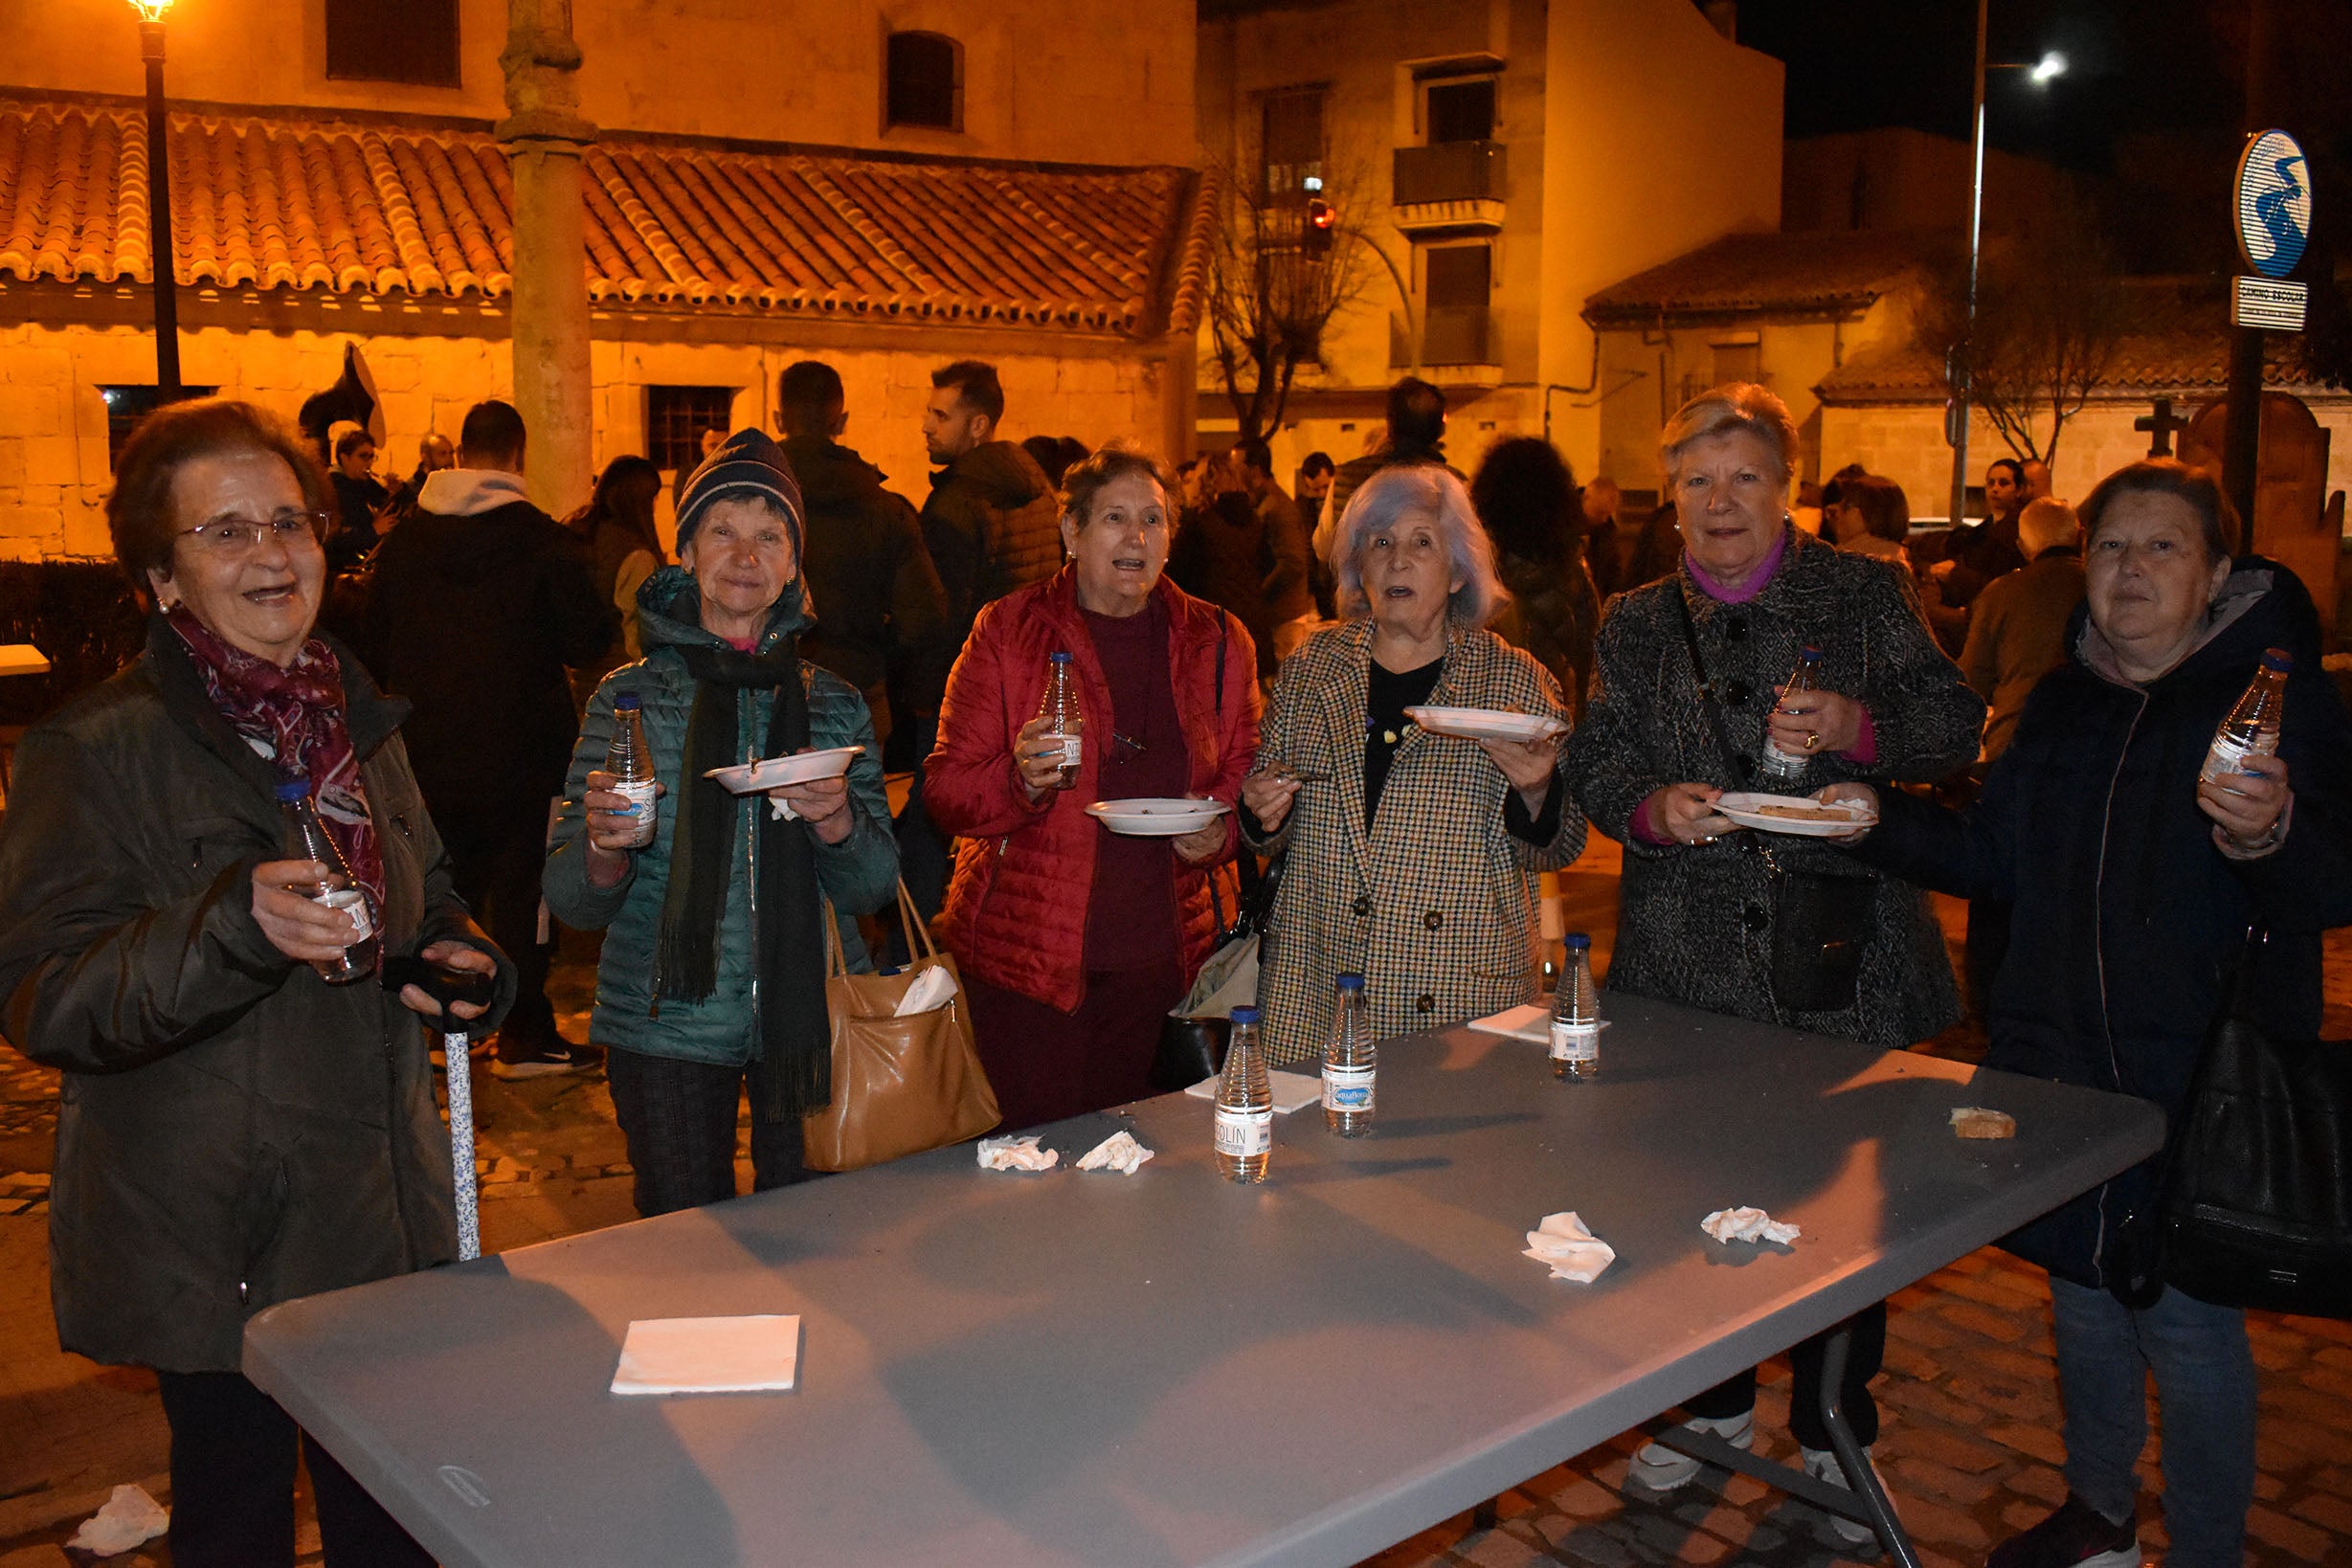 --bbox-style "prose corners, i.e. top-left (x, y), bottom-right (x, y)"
top-left (1946, 0), bottom-right (2064, 526)
top-left (129, 0), bottom-right (180, 397)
